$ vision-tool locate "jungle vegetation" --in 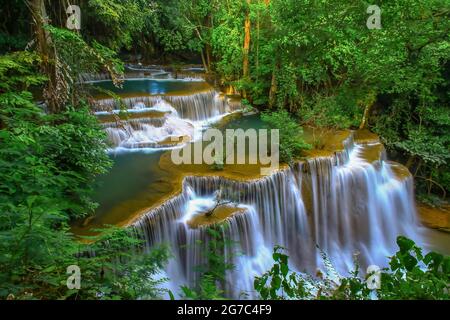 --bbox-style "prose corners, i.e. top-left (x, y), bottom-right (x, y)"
top-left (0, 0), bottom-right (448, 299)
